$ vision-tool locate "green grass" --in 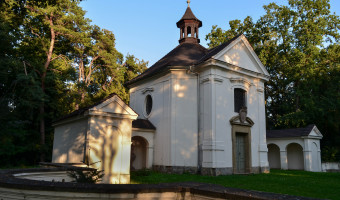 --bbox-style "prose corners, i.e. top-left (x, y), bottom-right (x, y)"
top-left (131, 169), bottom-right (340, 200)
